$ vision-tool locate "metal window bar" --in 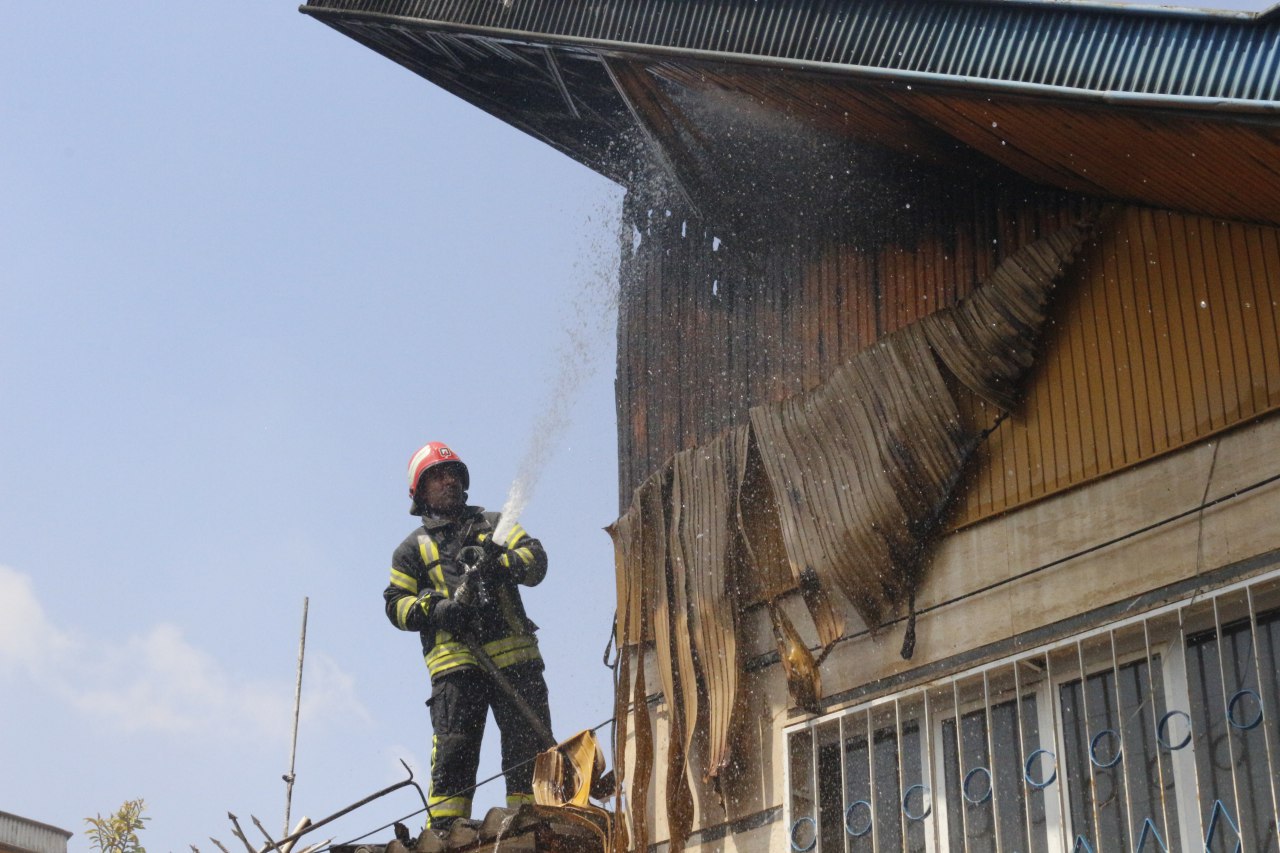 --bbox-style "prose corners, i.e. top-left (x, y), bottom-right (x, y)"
top-left (1167, 608), bottom-right (1206, 849)
top-left (895, 701), bottom-right (908, 851)
top-left (982, 672), bottom-right (1002, 853)
top-left (809, 726), bottom-right (819, 853)
top-left (952, 680), bottom-right (970, 850)
top-left (1107, 630), bottom-right (1137, 852)
top-left (921, 689), bottom-right (939, 853)
top-left (1210, 595), bottom-right (1245, 846)
top-left (1072, 638), bottom-right (1103, 848)
top-left (1140, 619), bottom-right (1177, 847)
top-left (867, 710), bottom-right (878, 853)
top-left (1245, 586), bottom-right (1280, 847)
top-left (1040, 649), bottom-right (1069, 852)
top-left (815, 721), bottom-right (825, 852)
top-left (1013, 663), bottom-right (1034, 853)
top-left (839, 714), bottom-right (850, 853)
